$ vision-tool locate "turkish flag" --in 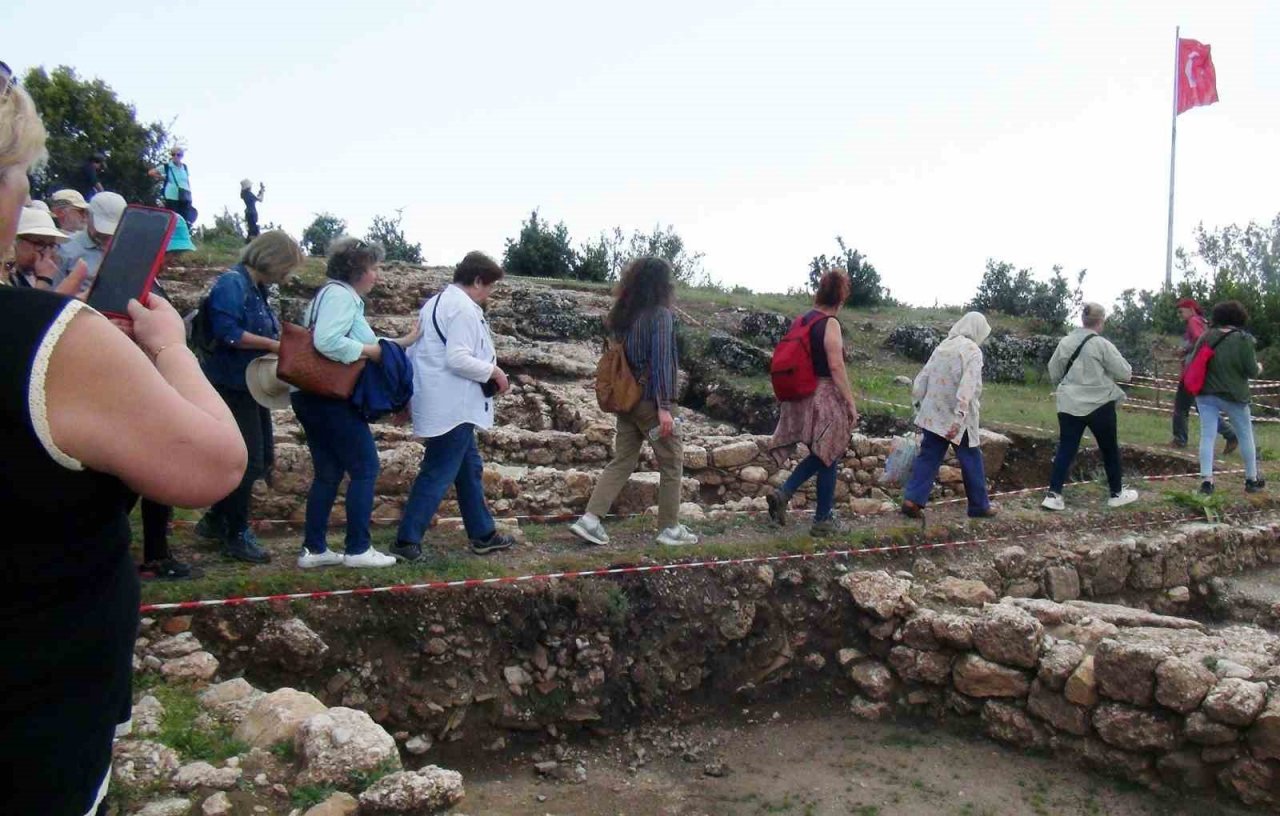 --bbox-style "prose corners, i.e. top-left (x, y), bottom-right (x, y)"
top-left (1177, 38), bottom-right (1219, 115)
